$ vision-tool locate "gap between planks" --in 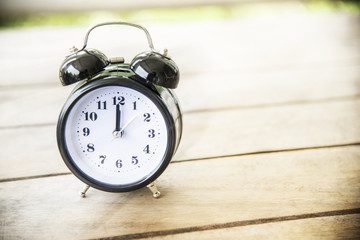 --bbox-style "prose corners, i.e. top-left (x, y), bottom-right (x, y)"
top-left (0, 56), bottom-right (359, 90)
top-left (94, 208), bottom-right (360, 240)
top-left (1, 141), bottom-right (359, 239)
top-left (183, 94), bottom-right (360, 114)
top-left (1, 98), bottom-right (359, 180)
top-left (1, 142), bottom-right (359, 183)
top-left (0, 94), bottom-right (360, 131)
